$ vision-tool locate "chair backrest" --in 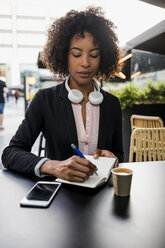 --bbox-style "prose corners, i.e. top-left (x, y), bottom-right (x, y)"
top-left (38, 133), bottom-right (46, 157)
top-left (129, 127), bottom-right (165, 162)
top-left (130, 115), bottom-right (164, 132)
